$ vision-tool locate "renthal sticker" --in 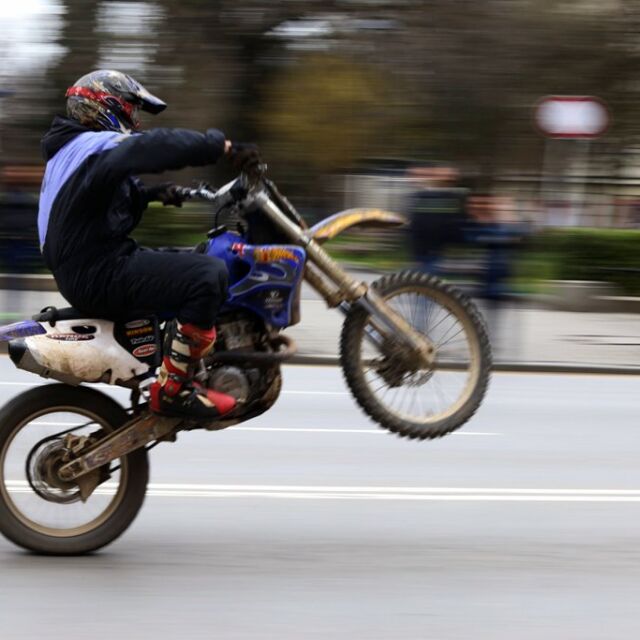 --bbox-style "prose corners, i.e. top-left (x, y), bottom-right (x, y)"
top-left (47, 333), bottom-right (95, 341)
top-left (125, 326), bottom-right (154, 337)
top-left (130, 334), bottom-right (156, 345)
top-left (125, 319), bottom-right (151, 330)
top-left (253, 247), bottom-right (300, 264)
top-left (132, 344), bottom-right (157, 358)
